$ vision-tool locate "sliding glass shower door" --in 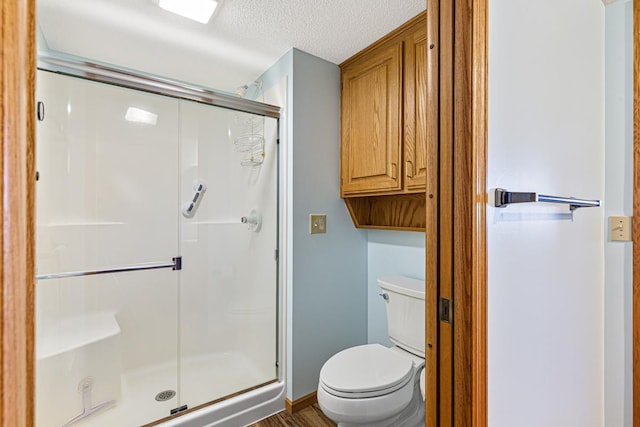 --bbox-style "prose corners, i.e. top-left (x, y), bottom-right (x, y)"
top-left (178, 102), bottom-right (278, 409)
top-left (35, 70), bottom-right (278, 427)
